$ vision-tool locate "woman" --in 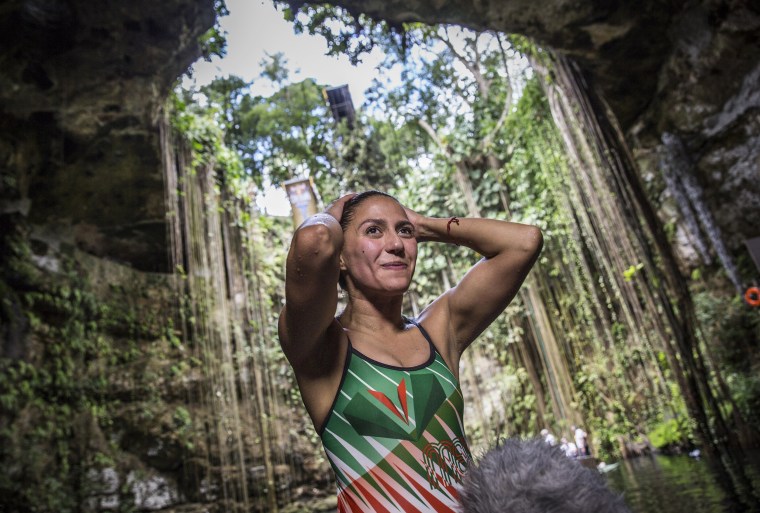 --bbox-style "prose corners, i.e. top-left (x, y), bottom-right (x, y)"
top-left (278, 191), bottom-right (542, 512)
